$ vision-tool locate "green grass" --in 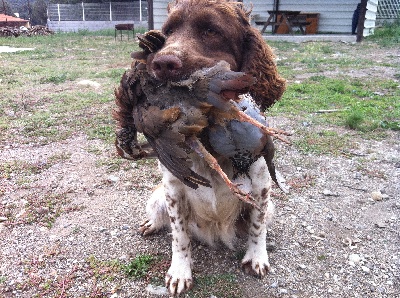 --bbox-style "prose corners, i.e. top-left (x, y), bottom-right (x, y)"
top-left (86, 255), bottom-right (123, 281)
top-left (188, 273), bottom-right (242, 298)
top-left (367, 20), bottom-right (400, 46)
top-left (124, 254), bottom-right (155, 279)
top-left (270, 76), bottom-right (400, 133)
top-left (1, 30), bottom-right (398, 152)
